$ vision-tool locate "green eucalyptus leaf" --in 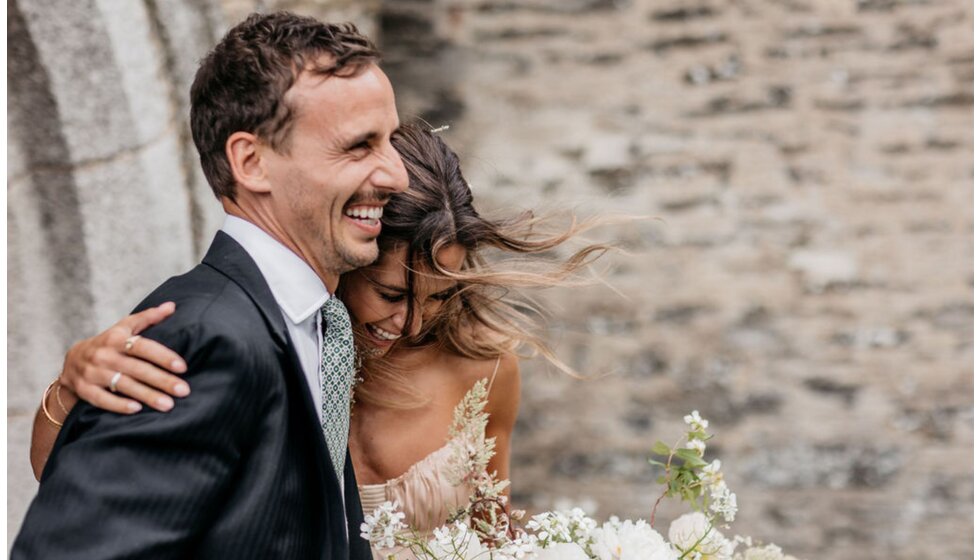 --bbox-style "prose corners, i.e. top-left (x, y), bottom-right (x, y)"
top-left (652, 442), bottom-right (673, 456)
